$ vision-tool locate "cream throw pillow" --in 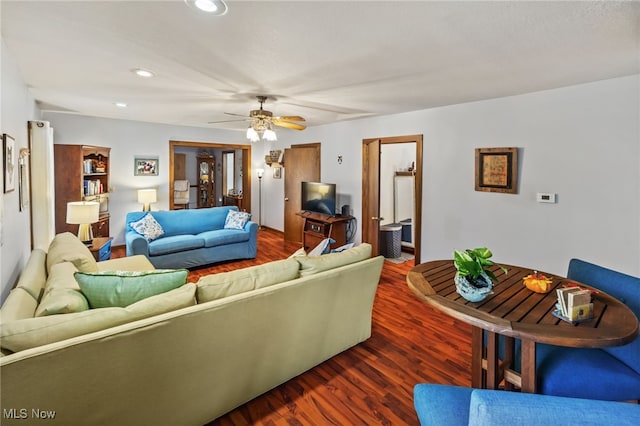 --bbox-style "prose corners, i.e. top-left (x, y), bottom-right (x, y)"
top-left (46, 232), bottom-right (98, 274)
top-left (35, 289), bottom-right (89, 317)
top-left (196, 258), bottom-right (300, 303)
top-left (16, 249), bottom-right (48, 301)
top-left (0, 288), bottom-right (38, 323)
top-left (0, 283), bottom-right (196, 353)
